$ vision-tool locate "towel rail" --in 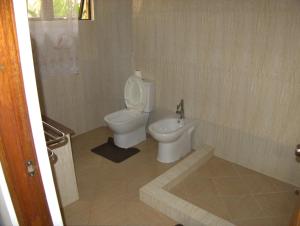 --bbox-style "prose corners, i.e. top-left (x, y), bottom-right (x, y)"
top-left (43, 121), bottom-right (68, 149)
top-left (43, 121), bottom-right (68, 164)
